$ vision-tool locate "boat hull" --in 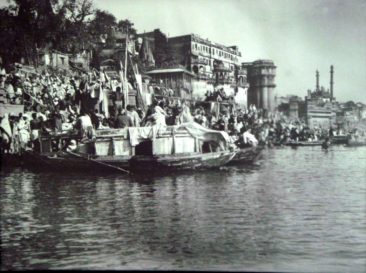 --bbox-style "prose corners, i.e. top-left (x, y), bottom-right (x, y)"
top-left (22, 151), bottom-right (130, 172)
top-left (346, 142), bottom-right (366, 147)
top-left (228, 146), bottom-right (263, 164)
top-left (129, 151), bottom-right (236, 172)
top-left (21, 150), bottom-right (236, 173)
top-left (331, 135), bottom-right (350, 145)
top-left (285, 141), bottom-right (323, 147)
top-left (0, 153), bottom-right (24, 168)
